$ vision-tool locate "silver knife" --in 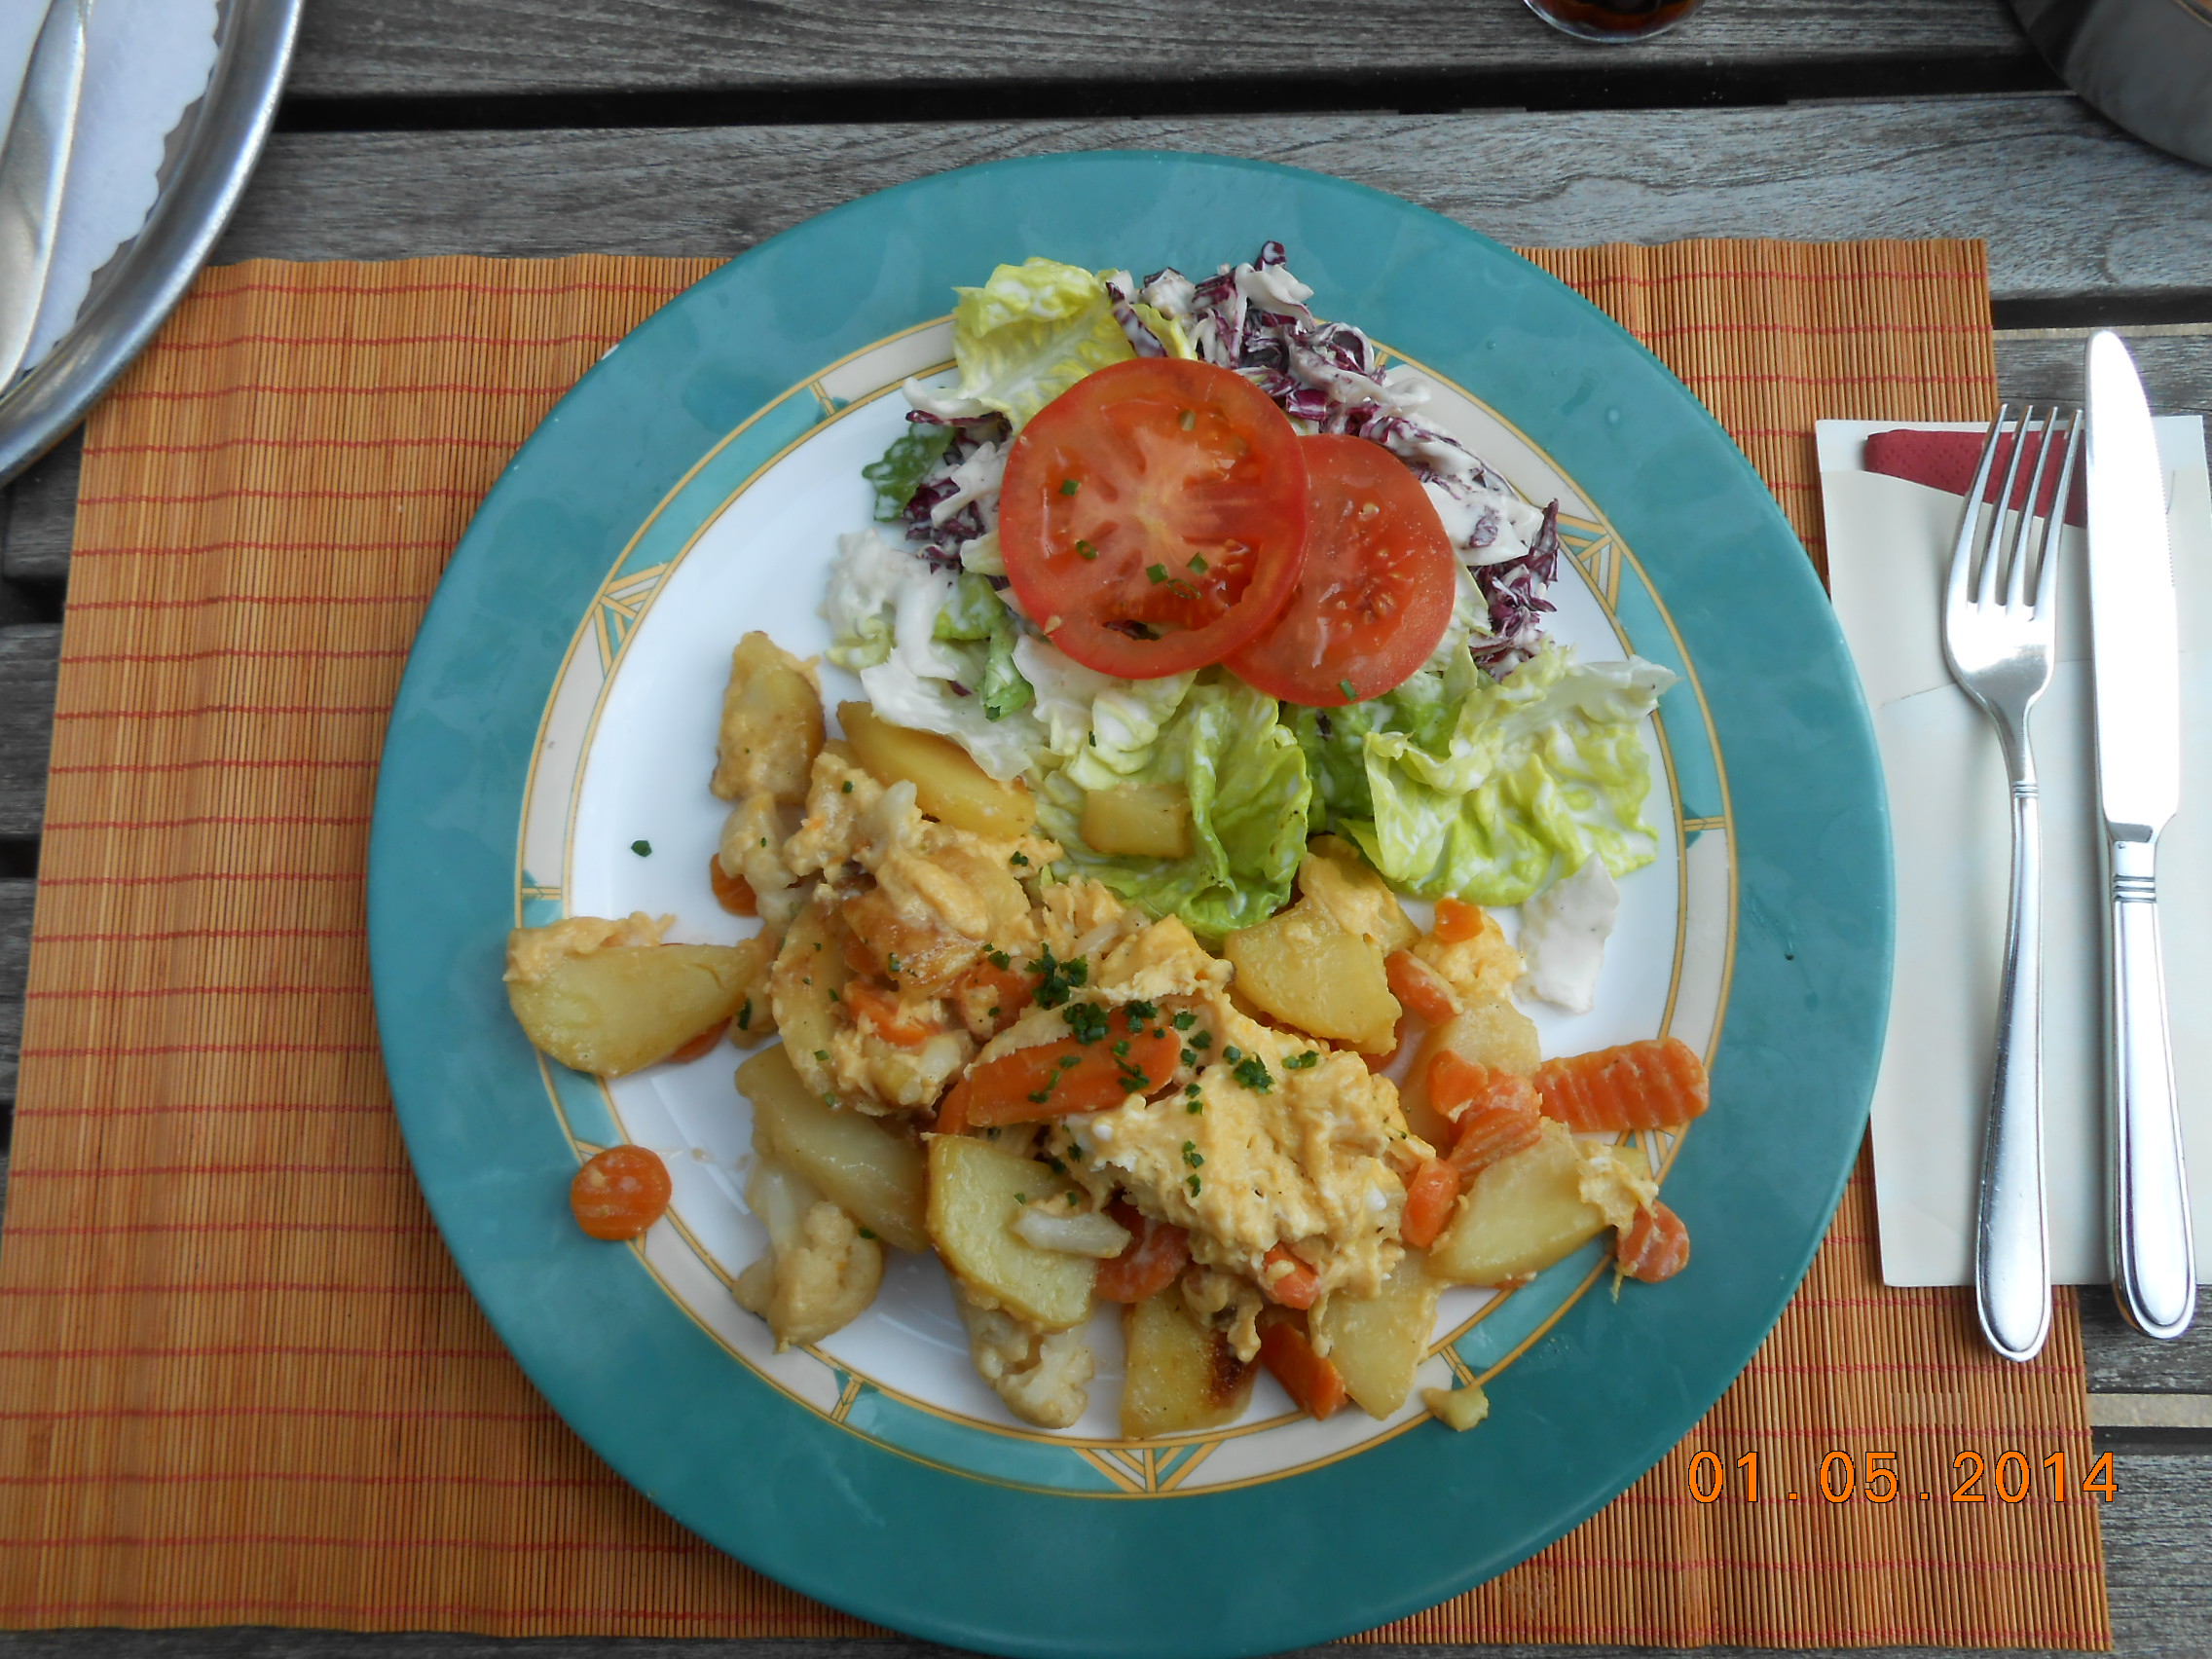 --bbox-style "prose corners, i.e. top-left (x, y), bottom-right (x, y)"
top-left (2085, 329), bottom-right (2196, 1339)
top-left (0, 0), bottom-right (87, 387)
